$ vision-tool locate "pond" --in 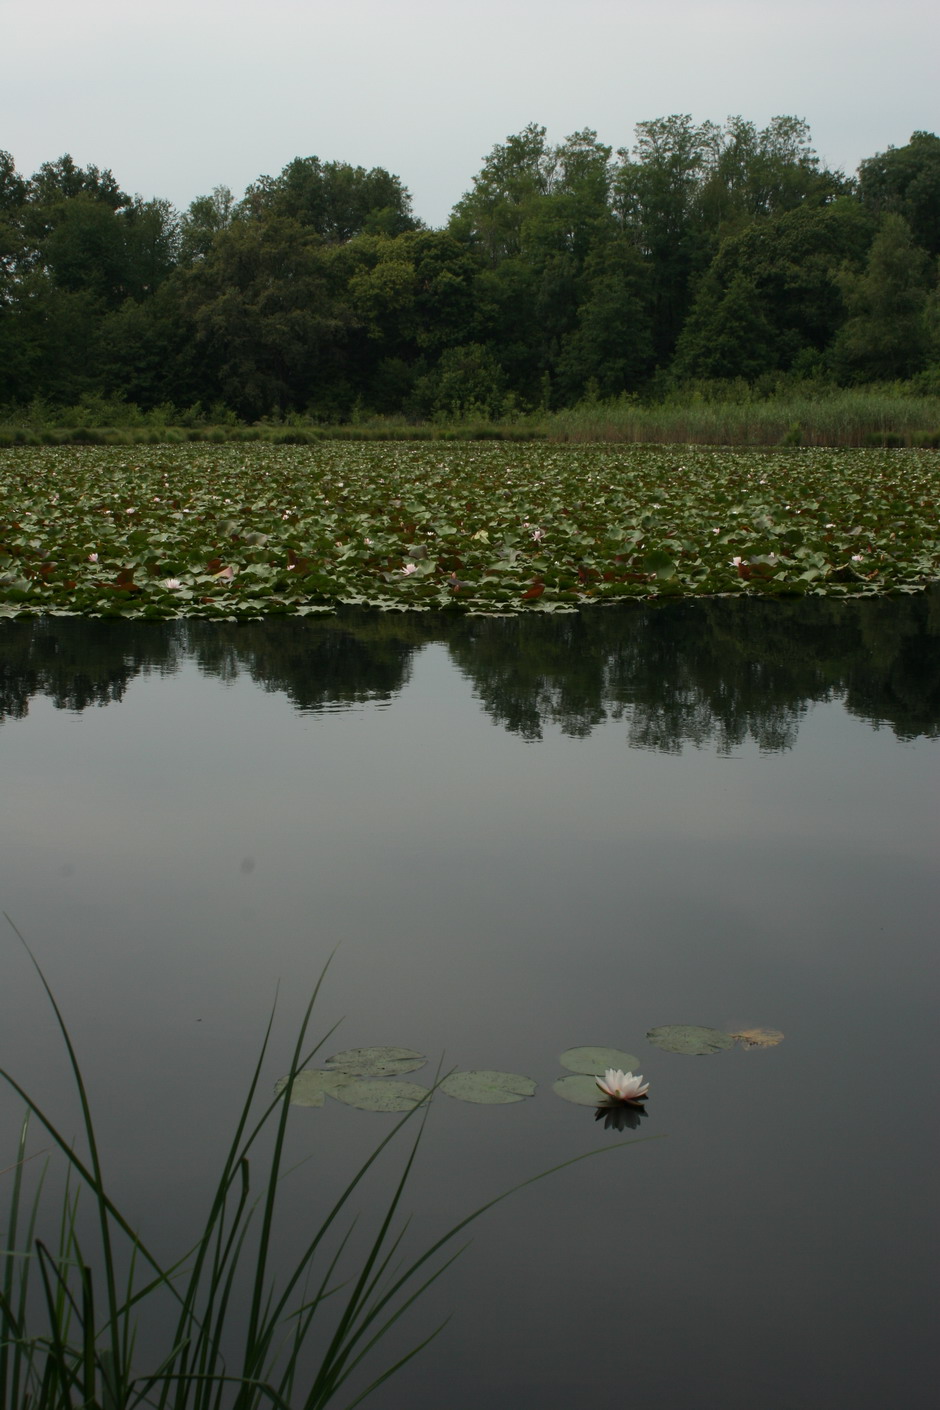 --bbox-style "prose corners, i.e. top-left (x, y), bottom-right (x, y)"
top-left (1, 595), bottom-right (938, 1409)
